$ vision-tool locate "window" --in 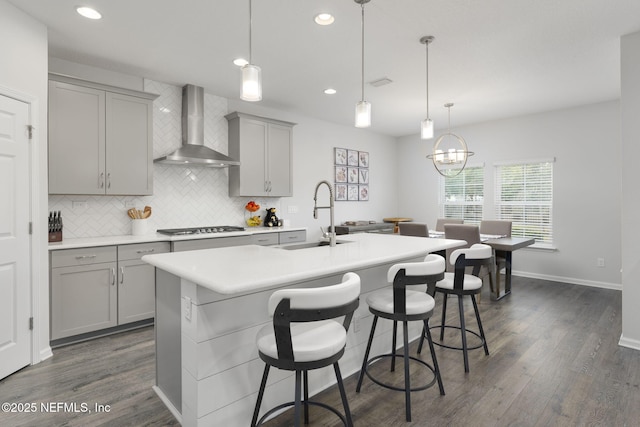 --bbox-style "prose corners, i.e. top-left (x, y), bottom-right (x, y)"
top-left (439, 165), bottom-right (484, 225)
top-left (494, 159), bottom-right (554, 246)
